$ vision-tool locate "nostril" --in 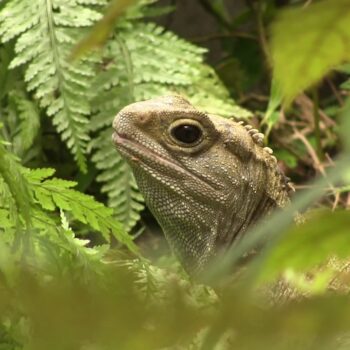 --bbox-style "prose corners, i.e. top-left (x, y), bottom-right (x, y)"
top-left (138, 115), bottom-right (148, 125)
top-left (137, 112), bottom-right (152, 125)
